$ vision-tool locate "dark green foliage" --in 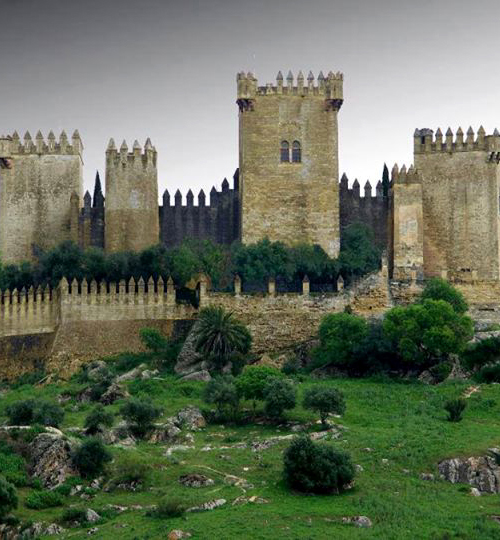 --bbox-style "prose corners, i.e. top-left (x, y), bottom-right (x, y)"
top-left (429, 361), bottom-right (453, 383)
top-left (72, 439), bottom-right (112, 478)
top-left (263, 378), bottom-right (296, 419)
top-left (111, 353), bottom-right (149, 374)
top-left (444, 398), bottom-right (467, 422)
top-left (283, 435), bottom-right (355, 494)
top-left (338, 223), bottom-right (381, 283)
top-left (461, 337), bottom-right (500, 370)
top-left (25, 490), bottom-right (64, 509)
top-left (0, 443), bottom-right (29, 487)
top-left (383, 300), bottom-right (474, 368)
top-left (0, 476), bottom-right (17, 521)
top-left (194, 306), bottom-right (252, 371)
top-left (60, 507), bottom-right (87, 524)
top-left (139, 328), bottom-right (181, 371)
top-left (88, 379), bottom-right (112, 402)
top-left (476, 363), bottom-right (500, 383)
top-left (282, 357), bottom-right (302, 376)
top-left (84, 406), bottom-right (114, 435)
top-left (6, 400), bottom-right (64, 428)
top-left (203, 376), bottom-right (240, 421)
top-left (303, 386), bottom-right (346, 427)
top-left (147, 497), bottom-right (186, 519)
top-left (110, 454), bottom-right (151, 487)
top-left (312, 312), bottom-right (369, 370)
top-left (420, 278), bottom-right (468, 314)
top-left (235, 365), bottom-right (281, 409)
top-left (9, 370), bottom-right (45, 390)
top-left (119, 399), bottom-right (162, 437)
